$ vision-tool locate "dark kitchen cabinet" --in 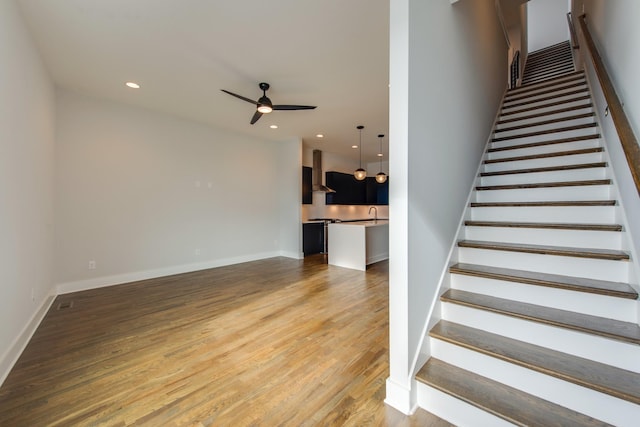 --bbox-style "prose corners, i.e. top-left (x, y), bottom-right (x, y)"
top-left (325, 171), bottom-right (388, 205)
top-left (303, 222), bottom-right (324, 255)
top-left (325, 171), bottom-right (366, 205)
top-left (366, 176), bottom-right (389, 205)
top-left (302, 166), bottom-right (312, 204)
